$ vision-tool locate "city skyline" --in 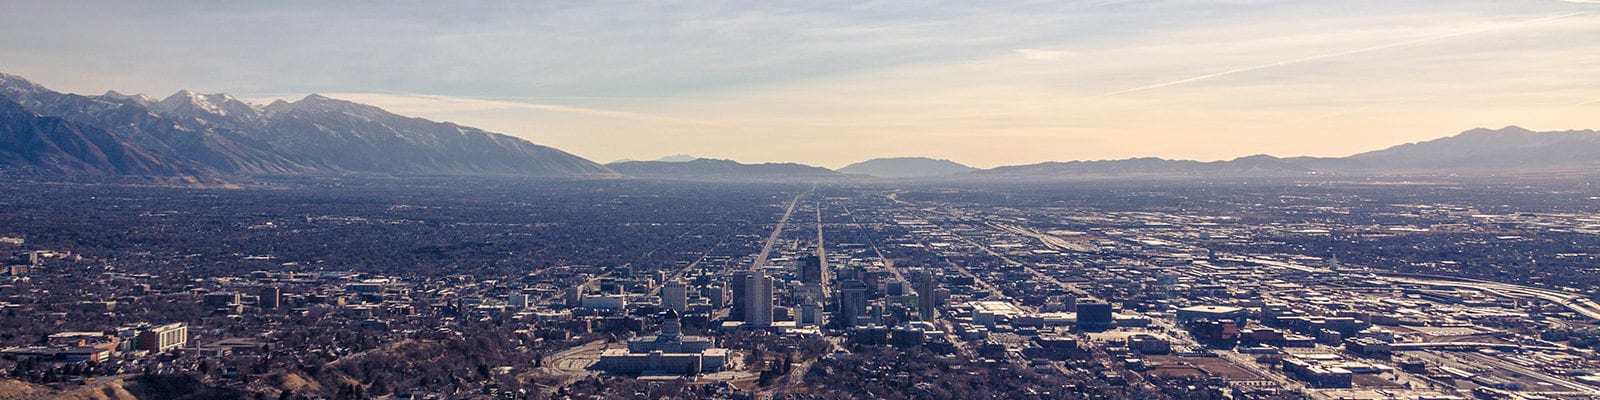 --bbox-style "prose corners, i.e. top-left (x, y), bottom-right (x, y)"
top-left (7, 2), bottom-right (1600, 398)
top-left (2, 1), bottom-right (1597, 168)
